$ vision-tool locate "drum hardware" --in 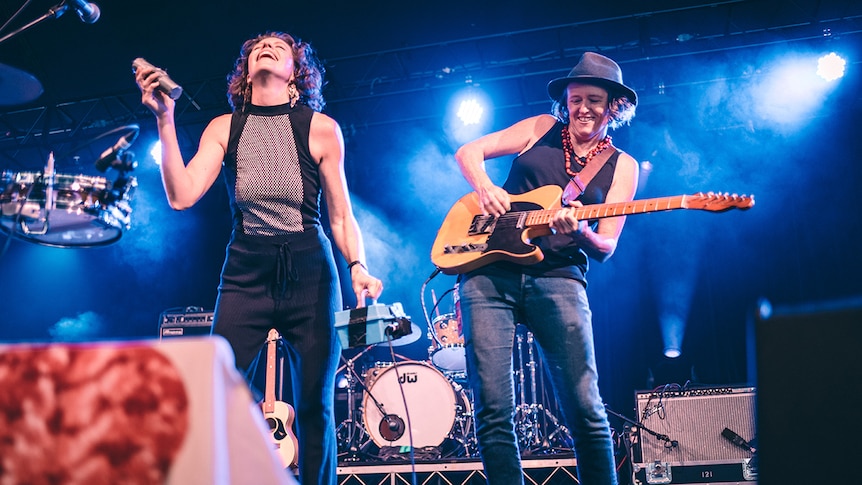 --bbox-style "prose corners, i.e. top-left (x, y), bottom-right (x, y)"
top-left (14, 152), bottom-right (56, 238)
top-left (0, 126), bottom-right (139, 248)
top-left (335, 346), bottom-right (375, 461)
top-left (513, 327), bottom-right (573, 455)
top-left (446, 378), bottom-right (479, 458)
